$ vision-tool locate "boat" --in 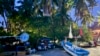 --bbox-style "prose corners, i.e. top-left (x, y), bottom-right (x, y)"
top-left (61, 41), bottom-right (89, 56)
